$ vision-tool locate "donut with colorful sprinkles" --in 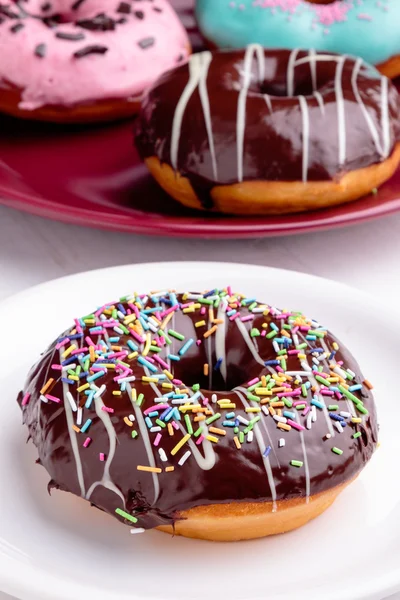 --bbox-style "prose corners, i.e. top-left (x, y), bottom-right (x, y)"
top-left (0, 0), bottom-right (190, 123)
top-left (196, 0), bottom-right (400, 79)
top-left (18, 287), bottom-right (378, 541)
top-left (135, 46), bottom-right (400, 215)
